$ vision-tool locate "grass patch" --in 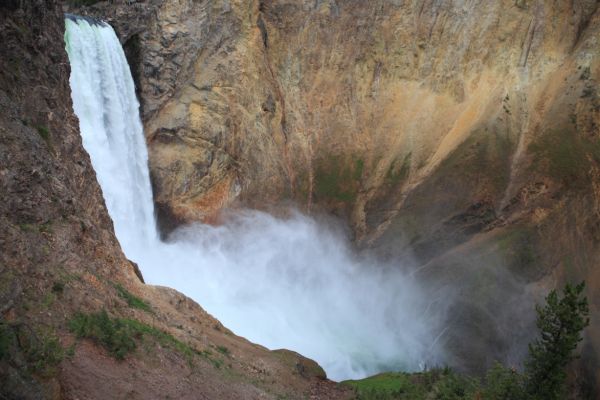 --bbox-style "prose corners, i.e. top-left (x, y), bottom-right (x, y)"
top-left (39, 221), bottom-right (53, 234)
top-left (497, 227), bottom-right (538, 272)
top-left (67, 0), bottom-right (103, 5)
top-left (25, 330), bottom-right (64, 374)
top-left (343, 372), bottom-right (423, 399)
top-left (211, 358), bottom-right (224, 369)
top-left (0, 321), bottom-right (64, 375)
top-left (0, 321), bottom-right (12, 360)
top-left (216, 345), bottom-right (230, 356)
top-left (41, 292), bottom-right (56, 308)
top-left (528, 129), bottom-right (600, 188)
top-left (342, 369), bottom-right (479, 400)
top-left (386, 153), bottom-right (411, 187)
top-left (314, 155), bottom-right (363, 203)
top-left (69, 311), bottom-right (136, 359)
top-left (354, 158), bottom-right (365, 180)
top-left (113, 283), bottom-right (152, 313)
top-left (432, 128), bottom-right (513, 197)
top-left (36, 125), bottom-right (50, 143)
top-left (18, 223), bottom-right (36, 232)
top-left (17, 221), bottom-right (53, 234)
top-left (69, 310), bottom-right (196, 361)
